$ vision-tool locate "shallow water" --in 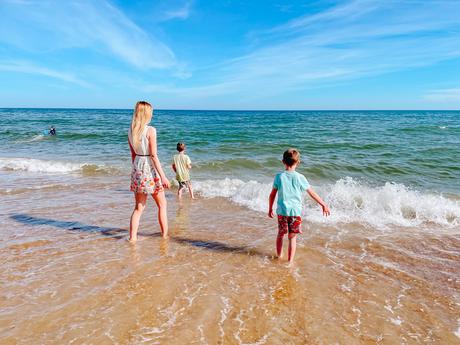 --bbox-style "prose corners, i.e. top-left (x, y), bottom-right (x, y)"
top-left (1, 109), bottom-right (460, 343)
top-left (1, 176), bottom-right (459, 344)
